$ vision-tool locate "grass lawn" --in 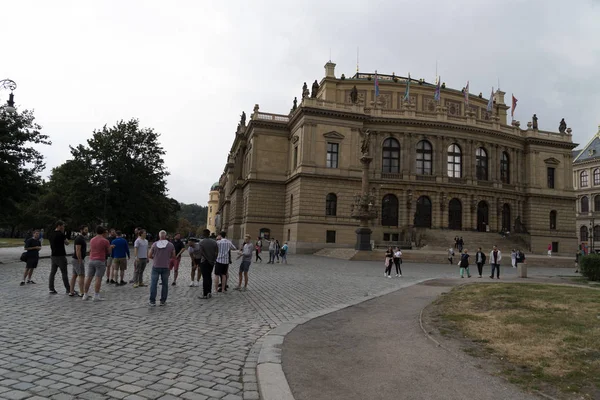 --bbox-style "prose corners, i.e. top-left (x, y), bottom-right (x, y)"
top-left (433, 283), bottom-right (600, 399)
top-left (0, 238), bottom-right (26, 248)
